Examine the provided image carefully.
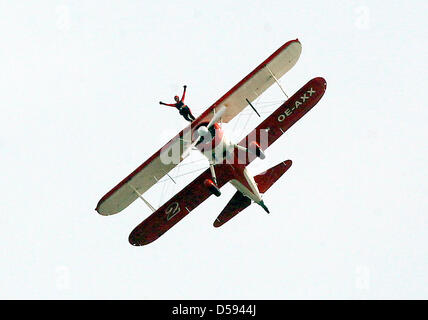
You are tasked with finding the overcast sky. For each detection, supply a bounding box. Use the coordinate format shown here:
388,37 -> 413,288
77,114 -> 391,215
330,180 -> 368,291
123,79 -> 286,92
1,1 -> 427,299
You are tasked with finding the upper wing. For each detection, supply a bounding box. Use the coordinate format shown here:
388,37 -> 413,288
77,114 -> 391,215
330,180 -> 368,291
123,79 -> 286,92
128,163 -> 235,246
96,39 -> 301,216
96,134 -> 189,215
197,39 -> 302,124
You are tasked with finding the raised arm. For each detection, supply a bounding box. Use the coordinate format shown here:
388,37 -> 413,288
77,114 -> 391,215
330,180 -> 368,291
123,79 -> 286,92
159,101 -> 177,107
181,85 -> 187,101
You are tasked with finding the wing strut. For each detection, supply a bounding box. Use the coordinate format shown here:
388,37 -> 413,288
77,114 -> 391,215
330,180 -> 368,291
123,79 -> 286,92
209,162 -> 218,185
162,169 -> 176,184
266,65 -> 288,99
245,98 -> 261,117
128,184 -> 156,212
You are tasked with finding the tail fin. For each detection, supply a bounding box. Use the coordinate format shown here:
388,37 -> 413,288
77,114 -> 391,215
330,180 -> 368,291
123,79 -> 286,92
213,191 -> 251,228
213,160 -> 292,227
254,160 -> 292,193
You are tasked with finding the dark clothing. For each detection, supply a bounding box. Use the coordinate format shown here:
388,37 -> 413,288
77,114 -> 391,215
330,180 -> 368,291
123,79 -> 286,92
174,100 -> 185,110
160,86 -> 196,122
179,106 -> 196,122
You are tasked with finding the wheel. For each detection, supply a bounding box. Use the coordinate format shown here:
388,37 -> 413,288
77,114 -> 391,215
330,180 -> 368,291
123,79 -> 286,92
204,179 -> 221,197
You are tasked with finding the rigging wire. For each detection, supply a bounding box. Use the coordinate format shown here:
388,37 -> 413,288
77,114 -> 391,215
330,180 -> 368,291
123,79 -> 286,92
155,97 -> 286,206
157,166 -> 207,184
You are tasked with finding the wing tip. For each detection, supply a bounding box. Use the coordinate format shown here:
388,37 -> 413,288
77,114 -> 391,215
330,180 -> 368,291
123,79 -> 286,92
128,233 -> 143,246
95,198 -> 123,216
283,159 -> 293,167
213,218 -> 223,228
313,77 -> 327,91
94,204 -> 110,216
128,228 -> 155,246
95,198 -> 107,215
95,203 -> 103,215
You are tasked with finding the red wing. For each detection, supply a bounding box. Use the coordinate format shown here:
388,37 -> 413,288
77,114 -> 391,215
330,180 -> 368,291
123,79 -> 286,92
129,164 -> 235,246
238,77 -> 327,165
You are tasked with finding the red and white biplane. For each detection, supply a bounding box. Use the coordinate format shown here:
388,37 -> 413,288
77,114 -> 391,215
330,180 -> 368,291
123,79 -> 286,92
95,39 -> 327,246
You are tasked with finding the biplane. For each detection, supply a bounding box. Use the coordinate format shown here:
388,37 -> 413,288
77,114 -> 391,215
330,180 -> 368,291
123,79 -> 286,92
95,39 -> 327,246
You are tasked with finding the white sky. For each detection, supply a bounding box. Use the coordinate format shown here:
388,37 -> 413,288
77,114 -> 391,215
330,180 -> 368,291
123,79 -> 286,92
1,0 -> 427,299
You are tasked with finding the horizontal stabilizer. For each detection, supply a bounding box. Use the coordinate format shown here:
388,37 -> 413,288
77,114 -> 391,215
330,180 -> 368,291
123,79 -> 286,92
214,191 -> 251,228
254,160 -> 292,193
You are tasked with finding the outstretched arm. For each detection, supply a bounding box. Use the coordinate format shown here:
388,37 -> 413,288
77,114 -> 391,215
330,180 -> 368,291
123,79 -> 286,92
181,85 -> 187,101
159,101 -> 176,107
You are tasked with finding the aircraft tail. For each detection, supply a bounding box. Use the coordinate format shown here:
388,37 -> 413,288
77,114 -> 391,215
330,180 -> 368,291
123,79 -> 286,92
213,160 -> 292,227
254,160 -> 292,193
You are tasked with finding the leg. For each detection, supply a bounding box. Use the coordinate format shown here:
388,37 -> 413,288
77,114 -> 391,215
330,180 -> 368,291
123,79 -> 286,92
187,107 -> 196,121
178,108 -> 189,122
183,113 -> 194,122
182,107 -> 194,122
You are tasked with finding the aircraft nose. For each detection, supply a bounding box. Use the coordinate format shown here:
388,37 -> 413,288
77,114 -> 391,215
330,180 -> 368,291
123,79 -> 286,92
197,126 -> 209,137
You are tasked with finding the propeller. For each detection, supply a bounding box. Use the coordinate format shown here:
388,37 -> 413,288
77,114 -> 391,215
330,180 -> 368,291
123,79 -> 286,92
181,105 -> 227,160
207,105 -> 226,129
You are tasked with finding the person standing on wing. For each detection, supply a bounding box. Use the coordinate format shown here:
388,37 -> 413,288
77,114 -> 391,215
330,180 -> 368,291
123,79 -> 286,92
159,85 -> 196,122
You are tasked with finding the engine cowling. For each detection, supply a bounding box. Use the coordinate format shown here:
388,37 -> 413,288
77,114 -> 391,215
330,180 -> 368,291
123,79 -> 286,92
193,123 -> 224,152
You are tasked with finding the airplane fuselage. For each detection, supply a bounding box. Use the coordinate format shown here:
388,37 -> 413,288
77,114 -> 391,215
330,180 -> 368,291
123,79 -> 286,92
194,121 -> 264,206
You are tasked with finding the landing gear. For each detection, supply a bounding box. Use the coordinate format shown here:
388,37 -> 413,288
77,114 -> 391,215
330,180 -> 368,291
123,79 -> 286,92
205,162 -> 221,196
204,179 -> 221,197
249,141 -> 266,159
234,141 -> 266,160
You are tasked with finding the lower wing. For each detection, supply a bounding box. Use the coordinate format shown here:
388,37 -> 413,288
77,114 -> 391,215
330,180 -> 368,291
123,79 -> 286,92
238,77 -> 327,165
128,163 -> 235,246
